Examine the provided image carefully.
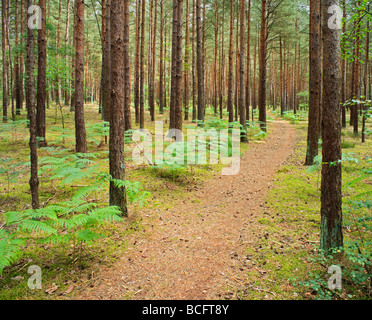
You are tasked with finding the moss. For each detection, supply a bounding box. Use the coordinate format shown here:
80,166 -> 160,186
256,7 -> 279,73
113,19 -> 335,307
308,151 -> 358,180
238,115 -> 371,300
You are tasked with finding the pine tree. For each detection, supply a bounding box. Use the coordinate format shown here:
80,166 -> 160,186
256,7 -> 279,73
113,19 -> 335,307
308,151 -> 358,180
320,0 -> 343,253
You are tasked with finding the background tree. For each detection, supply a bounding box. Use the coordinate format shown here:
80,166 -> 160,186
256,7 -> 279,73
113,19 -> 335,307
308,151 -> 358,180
305,0 -> 321,165
36,0 -> 47,148
2,0 -> 9,122
74,0 -> 87,153
196,0 -> 205,126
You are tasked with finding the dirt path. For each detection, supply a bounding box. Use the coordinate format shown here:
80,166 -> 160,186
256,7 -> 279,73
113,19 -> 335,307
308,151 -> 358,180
77,120 -> 296,300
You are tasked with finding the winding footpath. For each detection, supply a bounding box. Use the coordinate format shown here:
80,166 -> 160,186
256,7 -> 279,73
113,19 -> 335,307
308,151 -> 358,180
76,119 -> 296,300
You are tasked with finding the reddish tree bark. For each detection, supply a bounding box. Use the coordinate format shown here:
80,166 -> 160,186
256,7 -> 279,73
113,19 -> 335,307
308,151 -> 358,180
239,0 -> 248,142
36,0 -> 47,147
109,0 -> 127,216
305,0 -> 321,165
74,0 -> 87,153
227,0 -> 234,123
26,0 -> 40,209
258,0 -> 267,132
320,0 -> 343,252
196,0 -> 204,125
124,0 -> 132,131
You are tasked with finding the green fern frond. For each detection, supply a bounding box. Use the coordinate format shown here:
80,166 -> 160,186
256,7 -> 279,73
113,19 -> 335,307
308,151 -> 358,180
19,220 -> 57,236
75,229 -> 104,243
3,211 -> 23,225
72,183 -> 104,201
0,230 -> 25,274
38,234 -> 73,245
88,206 -> 124,223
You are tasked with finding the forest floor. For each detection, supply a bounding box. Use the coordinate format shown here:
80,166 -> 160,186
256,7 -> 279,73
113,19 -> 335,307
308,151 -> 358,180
1,106 -> 370,300
75,119 -> 296,300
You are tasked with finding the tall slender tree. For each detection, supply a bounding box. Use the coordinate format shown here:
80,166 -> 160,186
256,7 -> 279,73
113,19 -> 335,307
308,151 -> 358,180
124,0 -> 132,131
14,0 -> 22,119
239,0 -> 248,142
191,0 -> 197,122
175,0 -> 183,131
184,0 -> 190,120
102,0 -> 111,123
227,0 -> 234,124
258,0 -> 268,132
245,0 -> 251,122
74,0 -> 87,153
109,0 -> 127,216
341,0 -> 347,128
134,0 -> 141,123
2,0 -> 9,122
139,0 -> 146,129
196,0 -> 204,125
159,0 -> 165,115
213,0 -> 218,117
26,0 -> 40,209
351,1 -> 362,135
305,0 -> 321,165
36,0 -> 47,147
361,4 -> 369,143
320,0 -> 343,252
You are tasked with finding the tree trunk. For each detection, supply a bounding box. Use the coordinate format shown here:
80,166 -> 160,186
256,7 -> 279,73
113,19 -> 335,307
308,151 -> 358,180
258,0 -> 267,132
184,0 -> 190,120
148,0 -> 157,122
351,2 -> 361,134
227,0 -> 234,124
26,0 -> 40,209
70,0 -> 77,112
37,0 -> 47,147
320,0 -> 343,253
2,0 -> 9,122
74,0 -> 87,153
20,0 -> 25,109
159,0 -> 164,114
280,36 -> 284,115
64,0 -> 71,106
124,0 -> 132,131
102,0 -> 111,123
341,0 -> 346,128
196,0 -> 204,125
239,0 -> 248,142
191,0 -> 197,122
139,0 -> 146,129
305,0 -> 321,165
134,0 -> 141,123
14,0 -> 22,119
219,0 -> 225,120
362,6 -> 369,143
213,1 -> 218,117
169,0 -> 183,132
234,1 -> 239,122
245,0 -> 251,122
175,0 -> 183,131
109,0 -> 127,216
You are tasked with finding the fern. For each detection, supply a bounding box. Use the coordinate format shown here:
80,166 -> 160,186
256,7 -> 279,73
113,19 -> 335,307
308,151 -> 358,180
19,220 -> 57,236
0,229 -> 25,275
76,229 -> 104,243
1,149 -> 150,272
